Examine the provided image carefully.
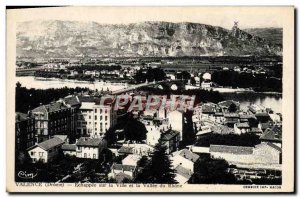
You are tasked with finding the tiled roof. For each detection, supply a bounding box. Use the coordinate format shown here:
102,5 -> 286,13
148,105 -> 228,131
160,130 -> 180,141
118,146 -> 134,154
260,125 -> 282,142
175,165 -> 192,179
61,144 -> 76,151
15,112 -> 31,122
30,137 -> 65,151
32,102 -> 69,113
210,144 -> 253,155
178,149 -> 199,162
266,142 -> 282,152
76,137 -> 103,147
112,164 -> 136,171
63,96 -> 80,106
54,135 -> 68,142
236,122 -> 250,128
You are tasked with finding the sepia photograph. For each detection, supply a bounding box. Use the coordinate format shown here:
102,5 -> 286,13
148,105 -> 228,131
6,6 -> 294,193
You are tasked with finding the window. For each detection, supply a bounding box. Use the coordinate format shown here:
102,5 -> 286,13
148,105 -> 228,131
105,116 -> 108,121
89,116 -> 91,119
94,109 -> 97,113
84,153 -> 87,158
31,151 -> 35,156
100,116 -> 102,121
95,116 -> 97,120
39,152 -> 43,157
93,154 -> 96,159
100,109 -> 103,114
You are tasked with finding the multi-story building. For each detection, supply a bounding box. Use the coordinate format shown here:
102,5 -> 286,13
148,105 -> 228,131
76,96 -> 117,137
15,112 -> 36,151
160,129 -> 180,154
32,101 -> 72,143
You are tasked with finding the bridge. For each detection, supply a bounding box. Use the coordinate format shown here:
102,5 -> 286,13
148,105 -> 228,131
111,79 -> 184,95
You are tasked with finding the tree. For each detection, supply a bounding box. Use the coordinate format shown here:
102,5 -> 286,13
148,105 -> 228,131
123,116 -> 147,142
189,154 -> 236,184
135,143 -> 177,184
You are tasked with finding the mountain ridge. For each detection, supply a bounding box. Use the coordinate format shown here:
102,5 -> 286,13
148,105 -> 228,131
17,20 -> 282,58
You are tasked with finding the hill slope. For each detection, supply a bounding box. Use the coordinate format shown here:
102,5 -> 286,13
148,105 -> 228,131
17,20 -> 282,58
243,28 -> 282,47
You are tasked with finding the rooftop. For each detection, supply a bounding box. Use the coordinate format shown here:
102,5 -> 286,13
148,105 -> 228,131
112,164 -> 136,172
174,149 -> 199,162
32,101 -> 69,113
160,130 -> 180,141
61,144 -> 76,151
260,125 -> 282,142
76,137 -> 104,147
28,137 -> 65,151
175,165 -> 192,180
16,112 -> 31,122
210,144 -> 253,155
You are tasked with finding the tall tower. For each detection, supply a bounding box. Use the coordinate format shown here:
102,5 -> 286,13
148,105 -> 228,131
232,21 -> 240,37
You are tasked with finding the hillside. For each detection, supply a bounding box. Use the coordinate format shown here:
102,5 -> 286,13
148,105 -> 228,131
16,20 -> 282,58
243,28 -> 282,47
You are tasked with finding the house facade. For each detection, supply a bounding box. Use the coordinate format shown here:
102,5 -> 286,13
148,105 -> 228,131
27,137 -> 65,163
15,112 -> 36,151
75,137 -> 107,159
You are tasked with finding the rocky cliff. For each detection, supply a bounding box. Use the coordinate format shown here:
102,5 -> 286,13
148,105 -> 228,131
17,20 -> 282,58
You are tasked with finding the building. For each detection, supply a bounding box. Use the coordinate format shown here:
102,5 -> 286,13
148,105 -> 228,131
109,164 -> 137,182
224,113 -> 239,127
76,96 -> 117,137
61,144 -> 77,156
168,110 -> 184,140
171,149 -> 199,172
122,154 -> 142,166
15,112 -> 35,151
75,137 -> 107,159
209,142 -> 282,167
160,130 -> 180,154
260,125 -> 282,148
146,124 -> 161,147
32,101 -> 72,143
234,122 -> 251,134
27,137 -> 65,163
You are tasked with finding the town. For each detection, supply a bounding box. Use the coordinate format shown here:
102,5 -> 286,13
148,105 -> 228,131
15,58 -> 282,184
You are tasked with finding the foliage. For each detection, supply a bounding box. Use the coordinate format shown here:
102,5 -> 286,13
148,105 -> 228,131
134,67 -> 166,83
135,143 -> 177,184
211,70 -> 282,92
189,154 -> 237,184
15,83 -> 89,113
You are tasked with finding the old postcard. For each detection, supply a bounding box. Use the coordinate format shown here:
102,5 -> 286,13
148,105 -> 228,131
6,6 -> 294,193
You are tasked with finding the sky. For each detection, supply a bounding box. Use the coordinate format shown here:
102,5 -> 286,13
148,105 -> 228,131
7,6 -> 290,29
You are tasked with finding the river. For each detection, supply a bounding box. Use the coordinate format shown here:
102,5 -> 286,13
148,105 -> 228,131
16,76 -> 128,92
15,76 -> 282,113
221,92 -> 282,113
